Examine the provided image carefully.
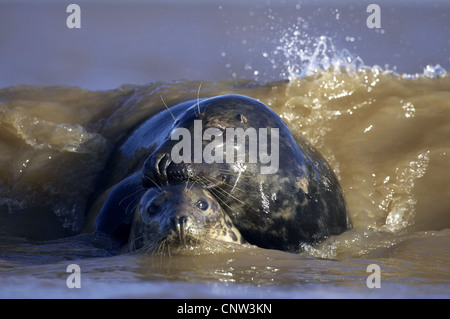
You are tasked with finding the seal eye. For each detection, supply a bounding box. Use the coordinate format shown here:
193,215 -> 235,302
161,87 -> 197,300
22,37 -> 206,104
195,199 -> 209,211
147,204 -> 159,216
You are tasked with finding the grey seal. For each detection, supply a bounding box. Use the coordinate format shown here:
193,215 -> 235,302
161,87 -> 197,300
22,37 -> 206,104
89,94 -> 351,253
127,185 -> 245,254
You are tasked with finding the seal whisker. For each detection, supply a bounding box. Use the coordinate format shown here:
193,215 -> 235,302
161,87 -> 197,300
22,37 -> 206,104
201,176 -> 245,205
160,95 -> 177,123
204,175 -> 248,194
119,188 -> 147,216
186,177 -> 233,211
122,178 -> 141,189
128,234 -> 146,252
185,174 -> 195,190
155,240 -> 163,255
120,188 -> 146,213
212,186 -> 245,206
158,115 -> 178,126
166,242 -> 172,258
118,185 -> 145,206
210,190 -> 235,212
189,179 -> 198,190
196,81 -> 203,116
143,175 -> 164,192
147,243 -> 157,256
218,168 -> 255,178
126,200 -> 143,217
146,241 -> 157,255
161,239 -> 172,257
201,185 -> 235,212
149,239 -> 165,256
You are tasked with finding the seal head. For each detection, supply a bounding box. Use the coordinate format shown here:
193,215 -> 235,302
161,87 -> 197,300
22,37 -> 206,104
127,185 -> 245,254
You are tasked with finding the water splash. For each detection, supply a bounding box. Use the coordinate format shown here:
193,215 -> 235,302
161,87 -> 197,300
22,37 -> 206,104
381,151 -> 431,232
422,64 -> 448,78
1,105 -> 110,154
262,17 -> 364,81
262,18 -> 447,82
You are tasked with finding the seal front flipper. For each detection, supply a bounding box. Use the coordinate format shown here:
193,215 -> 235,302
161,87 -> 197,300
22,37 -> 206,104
93,172 -> 145,244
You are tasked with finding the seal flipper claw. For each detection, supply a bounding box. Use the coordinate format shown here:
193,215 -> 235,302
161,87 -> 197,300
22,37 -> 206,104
143,153 -> 171,187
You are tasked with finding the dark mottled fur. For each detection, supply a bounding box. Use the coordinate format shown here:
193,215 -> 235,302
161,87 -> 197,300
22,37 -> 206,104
128,185 -> 244,253
90,95 -> 351,253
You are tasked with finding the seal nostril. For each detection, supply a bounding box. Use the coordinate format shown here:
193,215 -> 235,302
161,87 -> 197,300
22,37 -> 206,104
171,215 -> 188,242
171,216 -> 188,231
178,216 -> 188,228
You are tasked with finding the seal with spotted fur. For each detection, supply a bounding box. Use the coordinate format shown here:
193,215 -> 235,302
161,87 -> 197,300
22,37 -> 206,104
127,185 -> 245,253
88,94 -> 351,253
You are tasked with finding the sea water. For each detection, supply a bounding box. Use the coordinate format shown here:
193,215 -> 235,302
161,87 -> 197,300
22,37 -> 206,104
0,1 -> 449,299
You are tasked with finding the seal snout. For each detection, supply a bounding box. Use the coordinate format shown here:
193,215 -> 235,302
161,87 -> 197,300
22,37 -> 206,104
167,163 -> 192,182
147,152 -> 194,184
170,215 -> 189,241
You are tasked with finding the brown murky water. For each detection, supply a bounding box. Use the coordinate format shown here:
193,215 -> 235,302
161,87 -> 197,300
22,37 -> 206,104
0,0 -> 449,298
1,66 -> 449,298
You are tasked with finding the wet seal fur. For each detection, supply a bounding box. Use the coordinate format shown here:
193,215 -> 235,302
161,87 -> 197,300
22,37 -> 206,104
86,173 -> 244,253
88,94 -> 351,253
128,185 -> 245,254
